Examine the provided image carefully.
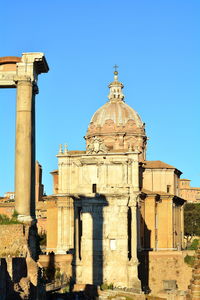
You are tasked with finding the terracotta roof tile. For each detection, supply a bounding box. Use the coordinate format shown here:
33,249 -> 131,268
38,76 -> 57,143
144,160 -> 176,169
0,56 -> 21,64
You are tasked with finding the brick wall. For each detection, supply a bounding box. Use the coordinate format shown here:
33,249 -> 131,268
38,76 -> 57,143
139,250 -> 193,295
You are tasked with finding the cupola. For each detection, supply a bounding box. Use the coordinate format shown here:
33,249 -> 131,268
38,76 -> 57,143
85,69 -> 147,160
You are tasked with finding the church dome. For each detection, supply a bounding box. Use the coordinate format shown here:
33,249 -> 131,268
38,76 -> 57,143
85,69 -> 147,159
90,100 -> 143,129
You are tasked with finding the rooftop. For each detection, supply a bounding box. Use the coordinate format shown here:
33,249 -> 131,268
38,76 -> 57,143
144,160 -> 176,169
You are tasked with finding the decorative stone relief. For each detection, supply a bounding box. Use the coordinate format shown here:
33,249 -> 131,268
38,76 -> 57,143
87,136 -> 108,154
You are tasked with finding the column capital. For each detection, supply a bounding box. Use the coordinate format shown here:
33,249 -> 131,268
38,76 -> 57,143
14,75 -> 39,94
14,75 -> 32,84
0,53 -> 49,88
128,192 -> 140,207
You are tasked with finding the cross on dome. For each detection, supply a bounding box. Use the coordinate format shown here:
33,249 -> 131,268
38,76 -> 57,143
113,64 -> 119,81
113,64 -> 119,72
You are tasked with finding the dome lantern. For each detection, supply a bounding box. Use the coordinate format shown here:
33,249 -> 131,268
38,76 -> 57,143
108,66 -> 124,102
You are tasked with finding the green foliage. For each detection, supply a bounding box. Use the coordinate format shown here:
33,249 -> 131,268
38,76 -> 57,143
12,210 -> 19,219
184,254 -> 196,267
62,285 -> 70,293
184,203 -> 200,241
108,283 -> 114,290
100,283 -> 108,290
0,213 -> 21,225
100,282 -> 114,290
0,214 -> 10,224
187,239 -> 199,250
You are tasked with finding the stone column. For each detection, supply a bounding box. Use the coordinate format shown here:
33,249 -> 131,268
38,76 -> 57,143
127,160 -> 132,184
137,202 -> 142,251
75,211 -> 80,262
56,198 -> 74,254
57,206 -> 64,253
132,158 -> 139,190
15,77 -> 36,221
130,204 -> 138,263
127,194 -> 141,291
66,198 -> 74,249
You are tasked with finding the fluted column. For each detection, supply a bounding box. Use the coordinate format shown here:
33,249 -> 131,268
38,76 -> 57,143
14,77 -> 36,221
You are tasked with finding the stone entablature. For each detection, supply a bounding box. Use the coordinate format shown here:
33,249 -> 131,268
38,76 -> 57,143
56,150 -> 140,195
0,53 -> 48,88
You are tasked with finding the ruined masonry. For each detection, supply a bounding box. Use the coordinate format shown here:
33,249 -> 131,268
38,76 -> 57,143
0,53 -> 49,300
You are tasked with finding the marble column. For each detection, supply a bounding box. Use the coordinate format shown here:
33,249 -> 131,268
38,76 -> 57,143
15,77 -> 36,221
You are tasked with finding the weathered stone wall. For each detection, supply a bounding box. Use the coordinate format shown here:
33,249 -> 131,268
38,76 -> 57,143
0,224 -> 45,299
0,200 -> 47,234
0,203 -> 14,218
140,250 -> 193,295
39,253 -> 72,277
0,224 -> 30,257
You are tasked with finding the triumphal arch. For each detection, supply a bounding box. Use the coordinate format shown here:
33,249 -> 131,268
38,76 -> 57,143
0,53 -> 49,299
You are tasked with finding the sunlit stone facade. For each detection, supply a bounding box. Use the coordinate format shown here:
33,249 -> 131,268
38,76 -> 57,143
47,71 -> 185,290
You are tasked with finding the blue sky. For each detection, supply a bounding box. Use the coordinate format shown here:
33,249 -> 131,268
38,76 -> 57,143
0,0 -> 199,195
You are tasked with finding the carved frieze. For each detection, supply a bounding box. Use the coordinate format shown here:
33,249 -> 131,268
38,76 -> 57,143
0,73 -> 16,87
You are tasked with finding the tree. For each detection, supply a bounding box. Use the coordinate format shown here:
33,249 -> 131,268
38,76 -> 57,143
184,203 -> 200,247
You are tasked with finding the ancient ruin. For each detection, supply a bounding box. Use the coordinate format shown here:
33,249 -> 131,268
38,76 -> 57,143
0,56 -> 199,299
46,70 -> 186,293
0,53 -> 49,299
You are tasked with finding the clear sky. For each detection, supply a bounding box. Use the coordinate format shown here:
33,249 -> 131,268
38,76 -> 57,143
0,0 -> 199,195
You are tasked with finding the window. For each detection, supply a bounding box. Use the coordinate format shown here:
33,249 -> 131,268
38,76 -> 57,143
167,185 -> 171,193
92,184 -> 97,193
